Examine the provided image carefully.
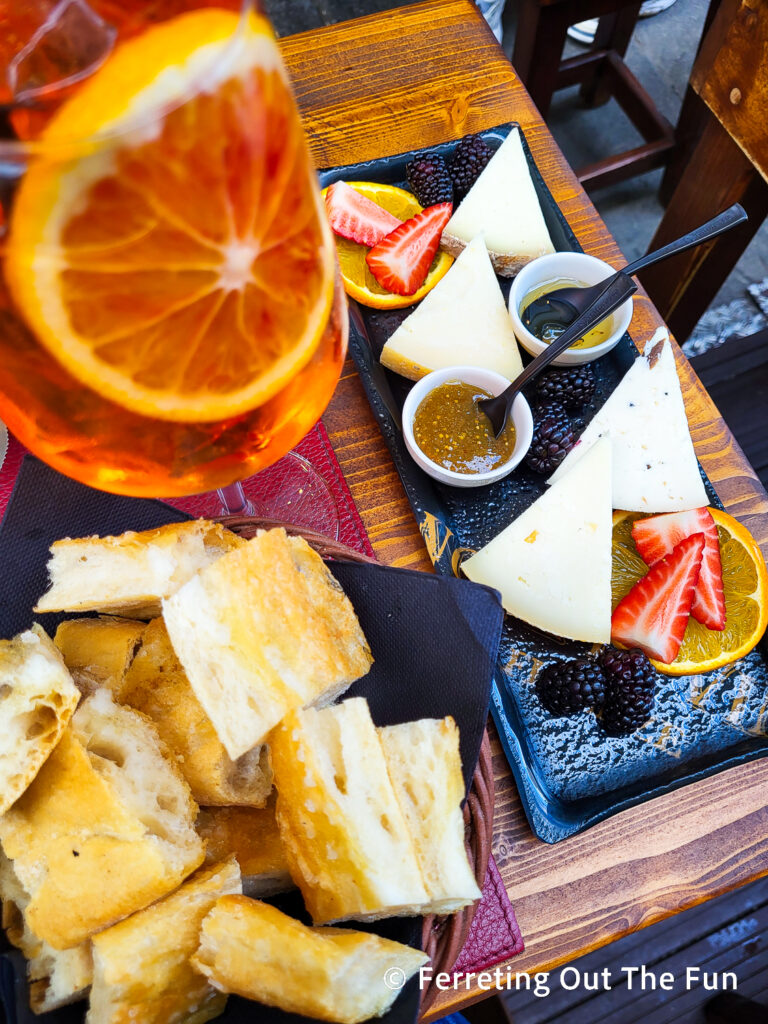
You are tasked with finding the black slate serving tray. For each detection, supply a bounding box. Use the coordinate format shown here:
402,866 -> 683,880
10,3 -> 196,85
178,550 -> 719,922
318,122 -> 768,843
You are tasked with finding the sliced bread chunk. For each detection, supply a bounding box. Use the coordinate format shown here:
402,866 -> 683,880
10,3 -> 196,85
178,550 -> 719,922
379,716 -> 481,914
162,528 -> 372,759
271,698 -> 428,924
35,520 -> 245,619
87,857 -> 241,1024
0,690 -> 204,949
0,851 -> 93,1014
54,616 -> 147,699
380,235 -> 523,381
441,128 -> 555,276
196,800 -> 293,898
0,624 -> 80,818
192,896 -> 428,1024
121,618 -> 272,807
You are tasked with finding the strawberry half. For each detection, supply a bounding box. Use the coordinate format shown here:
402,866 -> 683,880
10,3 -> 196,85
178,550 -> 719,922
611,532 -> 705,663
324,181 -> 402,247
632,508 -> 726,631
365,202 -> 452,296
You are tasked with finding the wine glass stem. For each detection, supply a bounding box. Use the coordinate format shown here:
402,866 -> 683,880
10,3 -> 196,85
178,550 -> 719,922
217,481 -> 254,515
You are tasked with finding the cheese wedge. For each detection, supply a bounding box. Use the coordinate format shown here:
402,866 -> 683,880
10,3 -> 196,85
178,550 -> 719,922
548,330 -> 708,512
463,437 -> 612,642
441,128 -> 555,276
380,235 -> 523,381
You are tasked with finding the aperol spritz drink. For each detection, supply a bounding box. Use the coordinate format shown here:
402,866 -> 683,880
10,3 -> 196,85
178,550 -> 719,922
0,0 -> 346,497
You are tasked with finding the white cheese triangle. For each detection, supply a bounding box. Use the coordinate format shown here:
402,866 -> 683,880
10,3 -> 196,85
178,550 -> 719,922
463,436 -> 612,642
379,235 -> 523,381
441,128 -> 555,276
548,329 -> 708,512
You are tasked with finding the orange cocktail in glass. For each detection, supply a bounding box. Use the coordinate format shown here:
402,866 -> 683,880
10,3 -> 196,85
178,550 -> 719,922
0,1 -> 346,497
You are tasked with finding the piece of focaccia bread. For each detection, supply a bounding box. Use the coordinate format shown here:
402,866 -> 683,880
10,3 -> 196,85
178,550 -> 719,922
162,528 -> 372,760
35,520 -> 244,619
196,798 -> 292,898
0,851 -> 93,1014
54,616 -> 147,699
87,857 -> 241,1024
0,624 -> 80,818
271,698 -> 428,924
192,896 -> 428,1024
378,717 -> 481,915
0,690 -> 204,950
121,618 -> 272,807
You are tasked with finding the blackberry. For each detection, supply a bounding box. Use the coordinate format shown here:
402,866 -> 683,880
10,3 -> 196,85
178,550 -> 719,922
449,134 -> 493,201
524,401 -> 575,475
599,648 -> 657,736
535,365 -> 597,411
405,153 -> 454,207
536,658 -> 606,716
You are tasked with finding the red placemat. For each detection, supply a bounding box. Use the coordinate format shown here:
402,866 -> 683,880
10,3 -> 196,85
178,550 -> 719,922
0,421 -> 524,978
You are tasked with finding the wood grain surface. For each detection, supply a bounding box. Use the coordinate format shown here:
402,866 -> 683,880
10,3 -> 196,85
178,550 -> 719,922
280,2 -> 768,1016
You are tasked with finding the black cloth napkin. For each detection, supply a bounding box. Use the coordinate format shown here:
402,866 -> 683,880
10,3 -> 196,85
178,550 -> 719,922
0,456 -> 504,1024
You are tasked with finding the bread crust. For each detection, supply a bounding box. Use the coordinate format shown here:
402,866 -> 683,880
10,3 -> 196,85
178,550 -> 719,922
0,624 -> 80,818
196,800 -> 292,898
0,694 -> 204,949
35,520 -> 245,618
87,858 -> 241,1024
192,895 -> 428,1024
162,529 -> 372,759
54,616 -> 146,699
121,618 -> 272,807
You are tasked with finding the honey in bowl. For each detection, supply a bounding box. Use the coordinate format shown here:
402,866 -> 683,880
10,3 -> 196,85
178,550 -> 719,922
521,276 -> 616,349
412,380 -> 517,475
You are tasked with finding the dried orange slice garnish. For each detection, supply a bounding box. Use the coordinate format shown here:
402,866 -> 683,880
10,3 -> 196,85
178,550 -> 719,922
612,508 -> 768,675
6,9 -> 335,423
322,182 -> 453,309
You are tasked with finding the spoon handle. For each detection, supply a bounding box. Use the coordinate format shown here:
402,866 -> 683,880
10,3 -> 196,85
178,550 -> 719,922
625,204 -> 747,278
508,272 -> 638,395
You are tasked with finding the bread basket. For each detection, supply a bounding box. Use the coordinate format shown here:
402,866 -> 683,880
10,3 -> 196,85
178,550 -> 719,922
217,515 -> 495,1016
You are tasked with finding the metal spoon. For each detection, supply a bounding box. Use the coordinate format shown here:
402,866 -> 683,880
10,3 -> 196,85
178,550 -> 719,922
478,272 -> 638,438
521,204 -> 747,336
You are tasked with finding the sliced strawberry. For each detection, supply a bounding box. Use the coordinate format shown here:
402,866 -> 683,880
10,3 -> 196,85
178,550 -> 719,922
611,533 -> 705,663
324,181 -> 402,247
365,202 -> 453,296
632,508 -> 725,631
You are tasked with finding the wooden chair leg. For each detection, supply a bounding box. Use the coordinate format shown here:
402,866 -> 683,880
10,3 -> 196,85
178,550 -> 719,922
580,2 -> 641,107
659,0 -> 725,203
639,114 -> 768,342
512,0 -> 572,118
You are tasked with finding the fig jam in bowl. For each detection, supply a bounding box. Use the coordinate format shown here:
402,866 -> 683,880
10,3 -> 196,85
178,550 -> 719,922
509,252 -> 633,366
402,366 -> 533,488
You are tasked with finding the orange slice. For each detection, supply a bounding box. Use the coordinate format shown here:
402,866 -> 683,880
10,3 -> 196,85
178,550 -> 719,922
6,9 -> 335,423
322,182 -> 453,309
612,508 -> 768,675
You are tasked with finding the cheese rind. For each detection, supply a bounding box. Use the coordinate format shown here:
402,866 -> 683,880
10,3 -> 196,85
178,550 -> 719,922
380,235 -> 523,381
548,330 -> 708,512
462,437 -> 613,642
441,128 -> 555,276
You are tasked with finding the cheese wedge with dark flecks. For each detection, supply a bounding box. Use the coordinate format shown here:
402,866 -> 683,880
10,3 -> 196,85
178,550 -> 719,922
463,437 -> 612,643
441,128 -> 555,276
380,235 -> 523,381
548,329 -> 708,513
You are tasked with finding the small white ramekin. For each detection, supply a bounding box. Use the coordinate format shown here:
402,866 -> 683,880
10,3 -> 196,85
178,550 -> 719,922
402,366 -> 533,488
508,251 -> 633,366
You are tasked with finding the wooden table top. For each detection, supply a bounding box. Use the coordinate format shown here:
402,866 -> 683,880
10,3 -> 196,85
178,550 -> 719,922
280,1 -> 768,1017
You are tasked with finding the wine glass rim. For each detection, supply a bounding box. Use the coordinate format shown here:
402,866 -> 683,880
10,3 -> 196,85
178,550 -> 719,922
0,0 -> 256,158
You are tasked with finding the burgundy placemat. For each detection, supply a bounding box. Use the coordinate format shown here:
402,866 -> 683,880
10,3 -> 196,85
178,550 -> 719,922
0,421 -> 524,976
